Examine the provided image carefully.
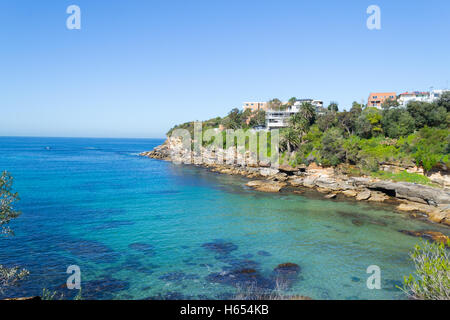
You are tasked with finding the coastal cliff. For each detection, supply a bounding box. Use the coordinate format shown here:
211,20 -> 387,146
141,137 -> 450,227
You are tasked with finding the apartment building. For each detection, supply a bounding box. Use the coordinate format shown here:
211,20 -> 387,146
265,98 -> 324,129
398,90 -> 449,106
367,92 -> 397,108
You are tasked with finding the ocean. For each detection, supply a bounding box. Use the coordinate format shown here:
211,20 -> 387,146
0,137 -> 448,300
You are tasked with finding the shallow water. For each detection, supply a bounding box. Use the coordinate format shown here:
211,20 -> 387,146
0,137 -> 448,300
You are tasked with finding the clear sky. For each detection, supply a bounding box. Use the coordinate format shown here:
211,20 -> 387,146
1,0 -> 449,138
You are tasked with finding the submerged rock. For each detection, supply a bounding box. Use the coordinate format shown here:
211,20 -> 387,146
206,268 -> 273,290
399,230 -> 450,246
272,263 -> 301,289
59,239 -> 120,263
257,250 -> 272,257
128,242 -> 155,255
202,239 -> 238,255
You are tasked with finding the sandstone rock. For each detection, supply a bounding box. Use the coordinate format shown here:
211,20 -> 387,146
258,160 -> 271,167
368,191 -> 389,202
270,173 -> 288,182
356,190 -> 371,201
246,180 -> 286,193
342,190 -> 357,197
288,178 -> 304,187
303,176 -> 317,188
259,168 -> 279,177
325,193 -> 337,199
368,180 -> 450,206
246,180 -> 264,187
278,164 -> 298,174
317,187 -> 332,194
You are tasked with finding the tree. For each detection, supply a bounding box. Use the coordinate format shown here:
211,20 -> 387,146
381,108 -> 415,138
289,113 -> 306,131
436,91 -> 450,112
222,108 -> 242,129
327,102 -> 339,112
406,101 -> 447,130
355,107 -> 382,138
280,128 -> 300,153
1,172 -> 21,236
319,128 -> 346,166
249,110 -> 266,127
286,97 -> 297,107
1,171 -> 28,295
267,98 -> 283,111
337,111 -> 356,136
381,97 -> 399,109
317,112 -> 338,132
350,101 -> 363,114
400,240 -> 450,300
299,102 -> 316,125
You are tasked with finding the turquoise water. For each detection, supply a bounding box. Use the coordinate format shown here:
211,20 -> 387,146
0,137 -> 448,300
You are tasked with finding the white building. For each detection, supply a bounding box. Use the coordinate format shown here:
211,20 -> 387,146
398,90 -> 448,106
265,98 -> 324,129
429,89 -> 448,101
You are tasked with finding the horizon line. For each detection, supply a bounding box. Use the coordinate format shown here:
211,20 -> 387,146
0,135 -> 167,140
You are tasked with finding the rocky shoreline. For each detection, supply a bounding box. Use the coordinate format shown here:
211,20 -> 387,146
140,138 -> 450,229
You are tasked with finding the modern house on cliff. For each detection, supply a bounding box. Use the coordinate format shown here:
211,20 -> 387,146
265,99 -> 324,129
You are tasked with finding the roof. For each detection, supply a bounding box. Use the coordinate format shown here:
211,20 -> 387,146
368,92 -> 396,97
398,91 -> 429,96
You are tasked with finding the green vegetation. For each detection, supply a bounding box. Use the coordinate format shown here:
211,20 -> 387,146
371,170 -> 436,186
166,93 -> 450,184
41,288 -> 83,300
400,240 -> 450,300
0,171 -> 29,294
285,93 -> 450,178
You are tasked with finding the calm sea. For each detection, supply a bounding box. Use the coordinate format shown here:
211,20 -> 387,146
0,137 -> 448,300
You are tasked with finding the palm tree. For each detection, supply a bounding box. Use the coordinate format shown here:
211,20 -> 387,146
299,102 -> 316,123
280,128 -> 300,153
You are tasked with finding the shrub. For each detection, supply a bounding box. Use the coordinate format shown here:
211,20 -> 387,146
400,240 -> 450,300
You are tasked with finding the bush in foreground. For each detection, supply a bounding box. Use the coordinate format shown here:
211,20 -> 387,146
400,240 -> 450,300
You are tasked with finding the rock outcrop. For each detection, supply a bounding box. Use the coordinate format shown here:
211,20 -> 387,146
246,180 -> 286,193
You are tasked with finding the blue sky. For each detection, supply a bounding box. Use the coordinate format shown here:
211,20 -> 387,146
1,0 -> 449,138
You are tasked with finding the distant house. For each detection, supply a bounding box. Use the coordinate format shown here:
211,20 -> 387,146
429,89 -> 448,100
265,98 -> 323,129
367,92 -> 397,108
397,89 -> 449,106
397,91 -> 430,106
